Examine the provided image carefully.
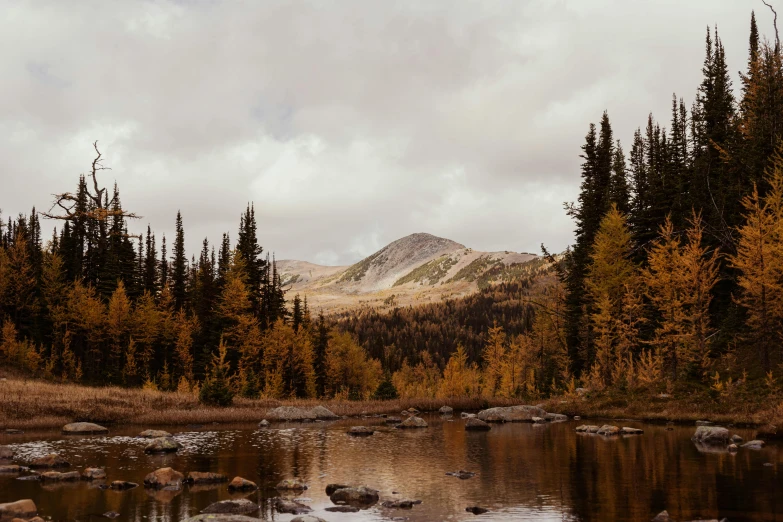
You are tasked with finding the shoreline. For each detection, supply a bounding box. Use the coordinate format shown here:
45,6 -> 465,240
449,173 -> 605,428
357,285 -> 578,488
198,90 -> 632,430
1,375 -> 779,435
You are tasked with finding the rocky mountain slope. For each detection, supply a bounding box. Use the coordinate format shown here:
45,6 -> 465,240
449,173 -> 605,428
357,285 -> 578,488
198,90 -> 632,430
277,233 -> 541,314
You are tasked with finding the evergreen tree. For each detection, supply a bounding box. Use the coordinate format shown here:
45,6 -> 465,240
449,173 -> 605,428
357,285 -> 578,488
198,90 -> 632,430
171,211 -> 187,309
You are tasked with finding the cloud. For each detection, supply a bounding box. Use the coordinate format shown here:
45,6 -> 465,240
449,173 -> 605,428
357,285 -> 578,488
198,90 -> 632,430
0,0 -> 761,265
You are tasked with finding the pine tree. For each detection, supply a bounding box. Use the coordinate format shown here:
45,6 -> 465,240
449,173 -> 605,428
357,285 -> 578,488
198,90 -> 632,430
481,323 -> 506,397
171,212 -> 187,309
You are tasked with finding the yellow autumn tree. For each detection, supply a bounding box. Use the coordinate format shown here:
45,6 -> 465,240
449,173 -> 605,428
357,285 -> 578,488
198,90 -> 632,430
438,344 -> 481,398
106,281 -> 132,382
392,352 -> 441,398
499,333 -> 537,398
481,323 -> 506,397
217,251 -> 262,376
324,330 -> 382,399
526,278 -> 571,393
731,158 -> 783,373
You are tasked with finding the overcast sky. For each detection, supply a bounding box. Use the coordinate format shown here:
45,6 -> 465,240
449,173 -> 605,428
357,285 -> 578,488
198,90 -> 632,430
0,0 -> 769,266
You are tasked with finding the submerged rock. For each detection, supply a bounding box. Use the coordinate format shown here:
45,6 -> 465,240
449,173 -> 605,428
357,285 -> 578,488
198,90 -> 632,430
465,418 -> 491,431
143,467 -> 184,489
381,499 -> 422,509
385,417 -> 402,424
347,426 -> 375,436
439,405 -> 454,414
477,405 -> 546,423
532,417 -> 546,424
187,472 -> 228,484
5,429 -> 23,435
201,499 -> 259,515
103,511 -> 121,519
329,486 -> 380,505
62,422 -> 108,435
227,476 -> 257,491
274,498 -> 312,514
461,412 -> 477,419
144,437 -> 181,454
0,465 -> 21,473
397,416 -> 428,429
741,440 -> 766,450
185,516 -> 262,522
620,427 -> 644,435
326,483 -> 351,495
0,499 -> 37,520
446,470 -> 476,479
39,471 -> 80,482
545,413 -> 568,422
291,517 -> 328,522
466,506 -> 489,515
82,467 -> 107,480
0,446 -> 14,461
277,478 -> 308,490
110,481 -> 139,490
29,454 -> 70,469
138,429 -> 172,438
325,505 -> 360,512
692,426 -> 730,446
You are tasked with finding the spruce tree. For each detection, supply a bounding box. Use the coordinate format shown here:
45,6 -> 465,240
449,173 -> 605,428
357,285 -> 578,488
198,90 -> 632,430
171,211 -> 187,309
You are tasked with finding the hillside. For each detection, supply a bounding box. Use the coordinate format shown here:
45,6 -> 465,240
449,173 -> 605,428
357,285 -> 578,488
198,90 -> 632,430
277,232 -> 539,314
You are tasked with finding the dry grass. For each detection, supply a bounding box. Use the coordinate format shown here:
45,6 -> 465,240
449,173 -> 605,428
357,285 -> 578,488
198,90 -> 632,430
0,375 -> 517,430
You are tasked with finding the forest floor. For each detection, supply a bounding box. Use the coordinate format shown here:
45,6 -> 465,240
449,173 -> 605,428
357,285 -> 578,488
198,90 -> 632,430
2,373 -> 781,435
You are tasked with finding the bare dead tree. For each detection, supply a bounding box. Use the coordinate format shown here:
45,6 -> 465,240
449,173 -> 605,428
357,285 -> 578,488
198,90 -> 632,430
41,141 -> 140,229
763,0 -> 780,51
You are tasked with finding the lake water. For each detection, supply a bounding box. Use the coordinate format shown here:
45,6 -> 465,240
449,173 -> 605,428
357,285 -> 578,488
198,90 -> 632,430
0,414 -> 779,521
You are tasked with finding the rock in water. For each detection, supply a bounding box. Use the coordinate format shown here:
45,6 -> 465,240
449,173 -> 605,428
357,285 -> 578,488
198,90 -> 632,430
597,425 -> 620,436
695,420 -> 713,426
381,499 -> 422,509
0,446 -> 14,461
742,440 -> 766,450
103,511 -> 121,519
477,405 -> 546,422
274,498 -> 312,514
144,437 -> 181,454
439,405 -> 454,414
227,476 -> 257,491
29,454 -> 70,469
397,416 -> 428,429
201,499 -> 259,515
651,510 -> 675,522
309,405 -> 340,420
110,481 -> 138,490
385,417 -> 402,424
185,516 -> 262,522
326,505 -> 360,512
0,465 -> 21,473
0,499 -> 37,520
545,413 -> 568,422
143,467 -> 184,489
325,483 -> 351,495
532,417 -> 546,424
187,472 -> 228,484
277,478 -> 308,490
620,427 -> 644,435
329,486 -> 380,505
138,429 -> 172,438
39,471 -> 81,482
731,434 -> 743,443
82,467 -> 107,480
258,419 -> 270,428
728,444 -> 738,453
62,422 -> 109,435
347,426 -> 375,436
466,506 -> 489,515
291,517 -> 328,522
446,470 -> 476,479
465,418 -> 491,431
692,426 -> 730,446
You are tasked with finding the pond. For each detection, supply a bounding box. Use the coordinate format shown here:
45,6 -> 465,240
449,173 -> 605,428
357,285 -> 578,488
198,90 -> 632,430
0,414 -> 779,521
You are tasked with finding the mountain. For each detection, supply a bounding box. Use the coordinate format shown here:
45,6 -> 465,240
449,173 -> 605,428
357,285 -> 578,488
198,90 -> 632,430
277,232 -> 540,314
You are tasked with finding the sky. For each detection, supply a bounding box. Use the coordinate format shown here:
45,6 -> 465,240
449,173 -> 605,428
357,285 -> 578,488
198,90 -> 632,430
0,0 -> 768,266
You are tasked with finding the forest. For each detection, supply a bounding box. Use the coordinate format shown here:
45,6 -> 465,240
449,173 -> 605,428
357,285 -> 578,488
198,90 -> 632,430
3,10 -> 783,406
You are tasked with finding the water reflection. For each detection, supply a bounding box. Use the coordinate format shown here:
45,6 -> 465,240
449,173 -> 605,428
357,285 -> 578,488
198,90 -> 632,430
0,415 -> 779,521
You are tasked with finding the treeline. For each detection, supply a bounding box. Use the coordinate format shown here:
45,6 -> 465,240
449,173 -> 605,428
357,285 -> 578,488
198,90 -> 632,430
555,11 -> 783,389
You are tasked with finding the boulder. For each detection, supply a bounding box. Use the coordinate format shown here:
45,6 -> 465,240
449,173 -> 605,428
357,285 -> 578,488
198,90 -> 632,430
291,517 -> 328,522
274,498 -> 312,515
227,476 -> 257,491
81,467 -> 107,480
265,406 -> 315,422
62,422 -> 108,435
201,499 -> 259,515
446,470 -> 475,479
0,499 -> 37,520
277,478 -> 308,490
545,413 -> 568,422
620,427 -> 644,435
597,425 -> 620,436
187,472 -> 228,484
258,420 -> 270,428
325,505 -> 360,512
731,434 -> 743,443
741,440 -> 766,450
309,405 -> 340,420
144,437 -> 181,454
39,471 -> 80,482
465,418 -> 491,431
0,465 -> 21,473
439,406 -> 454,415
143,467 -> 184,489
692,426 -> 730,446
381,499 -> 422,509
29,454 -> 70,469
385,417 -> 402,424
110,481 -> 138,490
0,446 -> 13,461
329,486 -> 380,505
477,405 -> 546,423
532,417 -> 546,424
347,426 -> 375,437
184,513 -> 259,522
466,506 -> 489,515
397,416 -> 428,429
325,483 -> 351,495
139,430 -> 172,438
